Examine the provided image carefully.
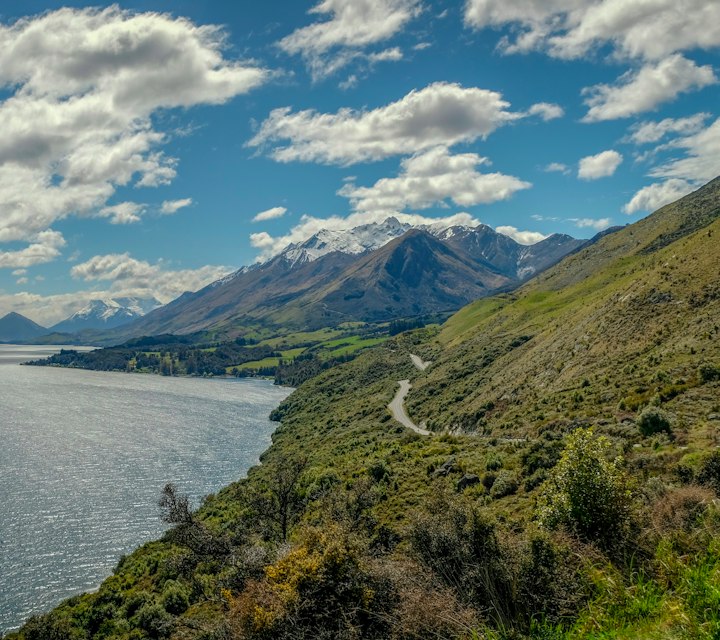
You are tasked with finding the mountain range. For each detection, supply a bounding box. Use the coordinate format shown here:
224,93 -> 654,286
49,297 -> 161,334
105,220 -> 586,341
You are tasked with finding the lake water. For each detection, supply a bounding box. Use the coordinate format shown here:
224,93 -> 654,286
0,345 -> 292,633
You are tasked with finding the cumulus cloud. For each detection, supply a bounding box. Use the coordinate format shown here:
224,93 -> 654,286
464,0 -> 720,61
649,117 -> 720,184
252,206 -> 288,222
61,252 -> 233,314
495,225 -> 548,245
97,202 -> 146,225
569,217 -> 613,231
0,230 -> 66,268
0,256 -> 231,327
160,198 -> 193,215
578,149 -> 623,180
526,102 -> 565,121
627,113 -> 711,145
250,210 -> 483,261
582,55 -> 717,122
339,146 -> 531,214
248,82 -> 553,165
278,0 -> 421,79
544,162 -> 570,174
623,178 -> 696,214
0,6 -> 267,261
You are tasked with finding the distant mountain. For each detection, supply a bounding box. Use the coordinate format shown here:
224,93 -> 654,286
50,297 -> 161,333
0,312 -> 47,343
104,222 -> 587,341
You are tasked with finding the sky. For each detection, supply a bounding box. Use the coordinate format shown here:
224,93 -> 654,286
0,0 -> 718,326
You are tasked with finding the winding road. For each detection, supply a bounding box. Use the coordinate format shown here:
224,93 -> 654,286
387,354 -> 433,436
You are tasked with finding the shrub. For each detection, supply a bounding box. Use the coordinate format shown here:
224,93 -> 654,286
537,428 -> 632,549
699,362 -> 720,383
637,406 -> 672,437
161,579 -> 189,615
698,451 -> 720,494
134,602 -> 173,638
490,471 -> 519,498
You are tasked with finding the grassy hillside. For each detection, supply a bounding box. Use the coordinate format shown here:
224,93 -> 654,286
7,179 -> 720,640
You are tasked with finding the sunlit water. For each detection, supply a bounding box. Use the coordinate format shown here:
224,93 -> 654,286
0,345 -> 292,633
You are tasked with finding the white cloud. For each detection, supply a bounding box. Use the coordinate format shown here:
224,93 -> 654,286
570,217 -> 613,231
160,198 -> 193,215
67,252 -> 233,308
623,178 -> 696,214
464,0 -> 720,61
98,202 -> 146,225
249,82 -> 533,165
16,277 -> 28,285
544,162 -> 570,174
250,210 -> 483,261
338,146 -> 531,214
527,102 -> 565,121
278,0 -> 421,79
495,225 -> 548,245
0,6 -> 267,261
578,149 -> 623,180
0,256 -> 232,326
11,269 -> 27,276
0,230 -> 65,268
650,117 -> 720,184
582,55 -> 717,122
253,206 -> 288,222
627,113 -> 711,145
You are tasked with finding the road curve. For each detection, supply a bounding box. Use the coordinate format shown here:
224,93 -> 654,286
388,379 -> 431,436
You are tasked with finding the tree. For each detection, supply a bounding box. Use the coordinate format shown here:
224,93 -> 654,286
247,457 -> 307,542
537,428 -> 632,549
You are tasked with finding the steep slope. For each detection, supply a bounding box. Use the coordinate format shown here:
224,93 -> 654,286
403,177 -> 720,433
0,312 -> 47,343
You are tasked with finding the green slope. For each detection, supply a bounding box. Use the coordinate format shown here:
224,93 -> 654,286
8,178 -> 720,640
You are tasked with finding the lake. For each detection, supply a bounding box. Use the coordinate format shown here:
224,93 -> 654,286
0,345 -> 292,633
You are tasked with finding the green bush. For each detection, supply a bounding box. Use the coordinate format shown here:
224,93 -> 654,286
134,602 -> 173,638
537,428 -> 632,549
490,471 -> 519,498
699,362 -> 720,382
637,406 -> 672,437
161,579 -> 189,615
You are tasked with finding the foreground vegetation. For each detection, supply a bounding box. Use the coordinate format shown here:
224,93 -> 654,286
7,179 -> 720,639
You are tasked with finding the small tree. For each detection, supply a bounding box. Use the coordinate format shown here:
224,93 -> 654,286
637,406 -> 672,437
537,428 -> 632,549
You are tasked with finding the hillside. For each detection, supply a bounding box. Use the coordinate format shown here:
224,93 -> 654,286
0,312 -> 47,343
9,178 -> 720,640
100,223 -> 584,343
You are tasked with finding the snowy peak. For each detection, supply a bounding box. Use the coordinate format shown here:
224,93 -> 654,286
50,297 -> 161,333
276,217 -> 413,267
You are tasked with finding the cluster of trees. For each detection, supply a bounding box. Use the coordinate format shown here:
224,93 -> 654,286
28,340 -> 280,377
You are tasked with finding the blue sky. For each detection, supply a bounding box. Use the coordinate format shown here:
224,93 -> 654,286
0,0 -> 718,325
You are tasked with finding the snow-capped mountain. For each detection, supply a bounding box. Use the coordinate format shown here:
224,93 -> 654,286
276,217 -> 413,267
50,297 -> 161,333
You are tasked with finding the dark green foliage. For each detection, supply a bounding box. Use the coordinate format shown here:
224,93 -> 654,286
161,580 -> 189,615
134,602 -> 172,638
698,452 -> 720,494
409,496 -> 516,624
699,362 -> 720,382
637,406 -> 673,437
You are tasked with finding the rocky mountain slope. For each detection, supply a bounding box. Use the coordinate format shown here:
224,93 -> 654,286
109,221 -> 585,340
